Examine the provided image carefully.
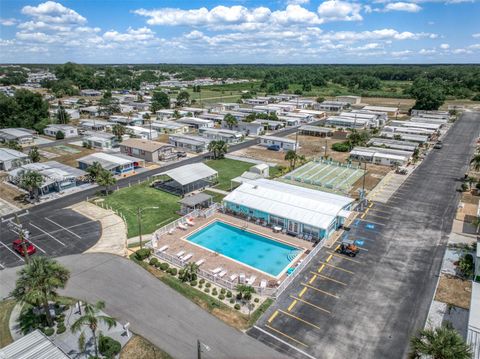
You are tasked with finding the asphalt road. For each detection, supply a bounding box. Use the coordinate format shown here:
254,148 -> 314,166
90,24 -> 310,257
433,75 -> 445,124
0,208 -> 100,269
0,253 -> 289,359
249,112 -> 480,359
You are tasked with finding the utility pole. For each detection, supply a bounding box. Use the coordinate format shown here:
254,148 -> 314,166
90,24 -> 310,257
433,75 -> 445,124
293,129 -> 299,169
324,138 -> 328,158
197,339 -> 202,359
137,207 -> 143,248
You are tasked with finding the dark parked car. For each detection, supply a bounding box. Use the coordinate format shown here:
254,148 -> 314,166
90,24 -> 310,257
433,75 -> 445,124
267,144 -> 281,151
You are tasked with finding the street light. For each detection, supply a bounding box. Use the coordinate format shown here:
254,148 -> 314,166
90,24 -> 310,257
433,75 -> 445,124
130,206 -> 159,249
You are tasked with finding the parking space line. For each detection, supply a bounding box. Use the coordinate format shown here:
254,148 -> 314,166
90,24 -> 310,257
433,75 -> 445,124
0,262 -> 5,269
299,287 -> 307,297
365,213 -> 389,221
310,271 -> 347,286
45,217 -> 81,239
268,310 -> 279,323
301,283 -> 339,299
326,251 -> 362,264
263,324 -> 310,348
317,264 -> 325,273
308,275 -> 317,284
355,218 -> 385,226
317,261 -> 354,274
326,254 -> 333,262
290,296 -> 331,314
29,223 -> 66,246
288,300 -> 298,311
0,241 -> 24,261
3,225 -> 46,254
278,309 -> 322,330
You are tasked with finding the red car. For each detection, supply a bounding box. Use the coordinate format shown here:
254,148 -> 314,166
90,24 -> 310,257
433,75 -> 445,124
12,239 -> 36,256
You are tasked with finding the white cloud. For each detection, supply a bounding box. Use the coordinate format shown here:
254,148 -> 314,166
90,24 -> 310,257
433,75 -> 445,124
21,1 -> 86,24
473,33 -> 480,38
271,5 -> 322,25
0,18 -> 18,26
419,48 -> 436,55
317,1 -> 363,21
286,0 -> 310,4
391,49 -> 413,56
440,43 -> 450,49
384,2 -> 422,12
103,27 -> 155,42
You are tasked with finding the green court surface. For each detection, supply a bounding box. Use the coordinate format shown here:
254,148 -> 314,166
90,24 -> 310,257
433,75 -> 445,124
283,159 -> 364,193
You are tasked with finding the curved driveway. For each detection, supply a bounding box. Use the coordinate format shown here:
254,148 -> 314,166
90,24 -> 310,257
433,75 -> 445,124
0,253 -> 287,359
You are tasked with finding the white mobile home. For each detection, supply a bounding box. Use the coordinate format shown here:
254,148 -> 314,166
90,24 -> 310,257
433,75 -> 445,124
259,135 -> 298,151
126,125 -> 158,140
0,148 -> 30,171
199,128 -> 243,143
325,116 -> 369,129
43,125 -> 78,138
350,146 -> 413,166
368,138 -> 418,152
315,101 -> 350,112
169,134 -> 210,153
177,117 -> 214,129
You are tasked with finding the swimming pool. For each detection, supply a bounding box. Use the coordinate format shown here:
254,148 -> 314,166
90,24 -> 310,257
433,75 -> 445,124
186,221 -> 301,277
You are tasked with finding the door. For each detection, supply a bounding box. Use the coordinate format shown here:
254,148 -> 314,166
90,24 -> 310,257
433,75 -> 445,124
288,221 -> 299,234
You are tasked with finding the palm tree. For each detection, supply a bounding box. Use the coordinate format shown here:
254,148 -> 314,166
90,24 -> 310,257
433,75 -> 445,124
224,113 -> 238,129
207,140 -> 228,160
20,170 -> 43,202
284,150 -> 298,168
11,257 -> 70,327
112,124 -> 126,141
409,324 -> 471,359
470,154 -> 480,171
96,169 -> 116,195
180,262 -> 198,282
71,301 -> 117,358
85,161 -> 104,182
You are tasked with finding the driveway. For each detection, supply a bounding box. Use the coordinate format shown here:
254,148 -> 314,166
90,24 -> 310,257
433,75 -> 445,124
249,112 -> 480,359
0,253 -> 288,359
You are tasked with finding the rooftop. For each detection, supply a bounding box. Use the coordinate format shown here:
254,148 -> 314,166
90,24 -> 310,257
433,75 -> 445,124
158,163 -> 217,186
120,138 -> 171,152
0,330 -> 70,359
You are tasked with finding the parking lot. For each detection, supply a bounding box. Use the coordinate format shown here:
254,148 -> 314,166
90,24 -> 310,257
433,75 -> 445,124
0,208 -> 101,269
249,112 -> 480,359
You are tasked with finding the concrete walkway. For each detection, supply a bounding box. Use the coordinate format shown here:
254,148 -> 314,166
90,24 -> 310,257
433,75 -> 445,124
206,187 -> 230,195
0,253 -> 288,359
70,202 -> 127,257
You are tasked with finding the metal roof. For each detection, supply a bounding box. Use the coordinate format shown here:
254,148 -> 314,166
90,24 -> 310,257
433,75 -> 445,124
0,330 -> 70,359
0,148 -> 28,161
224,179 -> 353,230
178,192 -> 213,206
468,282 -> 480,359
159,163 -> 217,186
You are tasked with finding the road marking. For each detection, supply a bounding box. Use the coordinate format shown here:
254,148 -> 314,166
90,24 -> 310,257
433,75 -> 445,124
326,254 -> 333,262
355,218 -> 385,226
45,217 -> 81,239
317,264 -> 325,273
329,252 -> 362,264
317,261 -> 354,274
299,287 -> 307,297
268,310 -> 279,323
301,283 -> 339,298
368,202 -> 373,208
4,224 -> 47,254
29,223 -> 66,246
326,251 -> 362,264
364,213 -> 389,221
0,262 -> 5,269
310,272 -> 347,285
308,275 -> 316,284
288,300 -> 297,312
279,310 -> 322,330
290,296 -> 331,314
261,325 -> 310,349
0,241 -> 24,261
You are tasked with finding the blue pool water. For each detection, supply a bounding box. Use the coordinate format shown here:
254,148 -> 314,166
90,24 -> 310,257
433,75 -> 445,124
186,221 -> 299,277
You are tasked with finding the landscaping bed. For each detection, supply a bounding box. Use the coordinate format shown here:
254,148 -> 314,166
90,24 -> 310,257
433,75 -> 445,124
0,300 -> 16,348
130,250 -> 272,331
434,274 -> 472,310
120,335 -> 173,359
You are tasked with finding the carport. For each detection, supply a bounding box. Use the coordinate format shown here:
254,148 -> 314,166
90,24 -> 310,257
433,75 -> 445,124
152,163 -> 218,196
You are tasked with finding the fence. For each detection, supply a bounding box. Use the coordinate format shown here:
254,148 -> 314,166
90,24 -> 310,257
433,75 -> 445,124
273,237 -> 326,299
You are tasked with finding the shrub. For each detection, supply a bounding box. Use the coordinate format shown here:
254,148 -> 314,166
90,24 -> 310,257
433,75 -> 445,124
135,248 -> 152,261
331,142 -> 350,152
154,261 -> 162,268
460,183 -> 469,192
190,280 -> 197,286
220,288 -> 226,294
234,304 -> 241,310
99,334 -> 121,359
159,263 -> 169,271
205,282 -> 211,288
226,291 -> 232,298
458,253 -> 474,278
204,288 -> 210,293
179,269 -> 185,277
169,268 -> 178,276
149,258 -> 159,266
43,327 -> 54,336
55,130 -> 65,140
212,289 -> 218,296
254,298 -> 260,303
236,292 -> 243,300
218,294 -> 225,300
229,299 -> 235,304
198,284 -> 203,289
199,279 -> 205,284
56,325 -> 66,334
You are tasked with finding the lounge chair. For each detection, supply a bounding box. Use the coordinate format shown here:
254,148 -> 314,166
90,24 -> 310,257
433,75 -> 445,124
176,250 -> 186,258
195,259 -> 205,266
217,270 -> 227,278
210,267 -> 223,274
239,273 -> 246,284
168,228 -> 174,235
260,279 -> 267,289
246,275 -> 257,285
157,245 -> 168,253
186,218 -> 195,226
181,253 -> 193,262
178,223 -> 188,230
229,273 -> 238,282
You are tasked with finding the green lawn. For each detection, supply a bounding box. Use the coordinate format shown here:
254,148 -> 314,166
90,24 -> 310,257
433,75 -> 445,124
102,182 -> 181,238
203,190 -> 226,203
205,158 -> 253,191
0,300 -> 15,348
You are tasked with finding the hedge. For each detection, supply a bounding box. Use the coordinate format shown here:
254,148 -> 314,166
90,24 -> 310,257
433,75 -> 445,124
135,248 -> 152,261
99,334 -> 121,359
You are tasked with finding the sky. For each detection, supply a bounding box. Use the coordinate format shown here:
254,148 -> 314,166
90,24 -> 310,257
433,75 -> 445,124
0,0 -> 479,64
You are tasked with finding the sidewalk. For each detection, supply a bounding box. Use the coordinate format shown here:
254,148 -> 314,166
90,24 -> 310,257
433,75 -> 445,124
70,201 -> 127,257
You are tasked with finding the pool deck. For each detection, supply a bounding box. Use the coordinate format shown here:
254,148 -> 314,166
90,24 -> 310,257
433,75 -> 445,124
153,213 -> 314,286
